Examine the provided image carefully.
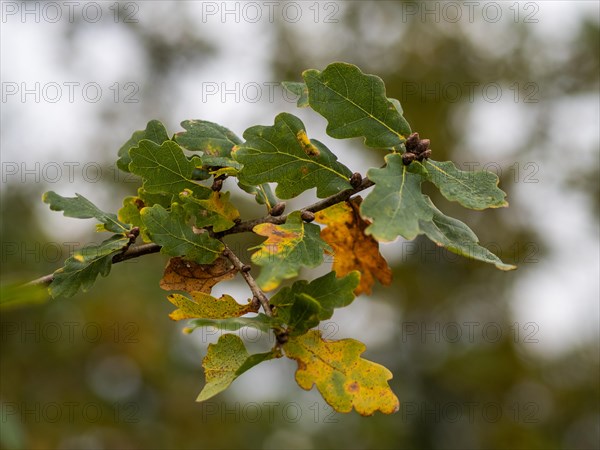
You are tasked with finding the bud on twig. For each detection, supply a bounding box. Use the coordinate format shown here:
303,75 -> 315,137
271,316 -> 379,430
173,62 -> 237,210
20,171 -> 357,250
269,202 -> 286,217
350,172 -> 363,188
402,152 -> 417,165
405,132 -> 420,152
301,210 -> 315,222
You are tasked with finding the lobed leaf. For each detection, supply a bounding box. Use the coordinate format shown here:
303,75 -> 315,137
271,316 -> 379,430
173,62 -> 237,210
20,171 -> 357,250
179,189 -> 240,232
419,198 -> 516,271
129,140 -> 212,199
281,81 -> 309,107
43,191 -> 130,234
174,119 -> 242,168
197,334 -> 277,402
303,62 -> 411,148
361,153 -> 433,241
232,113 -> 352,199
424,160 -> 508,210
167,292 -> 258,321
284,330 -> 399,416
237,182 -> 278,209
140,204 -> 223,264
117,120 -> 170,172
250,211 -> 330,291
49,235 -> 130,298
160,256 -> 236,294
270,272 -> 360,335
315,198 -> 392,295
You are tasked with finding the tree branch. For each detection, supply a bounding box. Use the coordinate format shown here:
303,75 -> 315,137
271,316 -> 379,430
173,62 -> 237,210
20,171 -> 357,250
221,244 -> 272,317
215,176 -> 374,237
26,243 -> 161,286
27,176 -> 374,287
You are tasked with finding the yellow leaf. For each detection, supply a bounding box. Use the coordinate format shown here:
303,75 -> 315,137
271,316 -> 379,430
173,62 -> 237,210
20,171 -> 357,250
315,197 -> 392,295
160,256 -> 236,294
284,330 -> 399,416
167,292 -> 258,321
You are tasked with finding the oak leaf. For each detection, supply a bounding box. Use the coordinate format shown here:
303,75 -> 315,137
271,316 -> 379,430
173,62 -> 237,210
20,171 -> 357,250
284,330 -> 399,416
167,291 -> 258,321
159,256 -> 237,294
315,198 -> 392,295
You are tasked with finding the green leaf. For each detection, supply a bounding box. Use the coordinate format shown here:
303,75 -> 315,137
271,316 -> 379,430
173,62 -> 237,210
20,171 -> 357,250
197,334 -> 276,402
140,204 -> 223,264
424,160 -> 508,209
388,97 -> 404,115
117,120 -> 170,172
419,198 -> 516,271
232,113 -> 352,199
138,188 -> 174,209
284,330 -> 399,416
361,153 -> 433,241
238,182 -> 277,209
251,211 -> 330,291
282,81 -> 309,107
276,293 -> 322,336
174,120 -> 242,168
179,189 -> 240,232
129,140 -> 212,199
117,196 -> 144,228
303,62 -> 411,148
271,271 -> 360,333
49,235 -> 130,298
43,191 -> 130,234
185,314 -> 282,334
0,282 -> 49,309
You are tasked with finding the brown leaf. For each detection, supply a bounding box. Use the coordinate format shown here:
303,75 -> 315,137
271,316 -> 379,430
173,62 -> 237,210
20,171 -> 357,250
160,256 -> 237,294
315,197 -> 392,295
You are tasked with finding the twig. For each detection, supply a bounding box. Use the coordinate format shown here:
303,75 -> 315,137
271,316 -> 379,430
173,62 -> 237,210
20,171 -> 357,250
26,243 -> 161,286
27,176 -> 375,287
221,244 -> 273,317
216,176 -> 374,237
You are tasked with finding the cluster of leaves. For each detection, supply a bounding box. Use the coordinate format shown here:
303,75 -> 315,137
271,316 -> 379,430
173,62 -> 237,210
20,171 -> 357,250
40,62 -> 514,416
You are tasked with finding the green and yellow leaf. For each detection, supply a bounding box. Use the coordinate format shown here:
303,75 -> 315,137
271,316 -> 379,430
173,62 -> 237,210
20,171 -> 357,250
167,292 -> 258,321
250,211 -> 330,291
197,334 -> 277,402
284,330 -> 399,416
179,189 -> 240,232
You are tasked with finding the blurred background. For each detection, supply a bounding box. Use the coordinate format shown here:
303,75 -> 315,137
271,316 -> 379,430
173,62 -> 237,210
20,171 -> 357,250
1,1 -> 598,449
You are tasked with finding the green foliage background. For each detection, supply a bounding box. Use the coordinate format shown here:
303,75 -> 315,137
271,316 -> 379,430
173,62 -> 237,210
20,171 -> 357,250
1,1 -> 598,449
